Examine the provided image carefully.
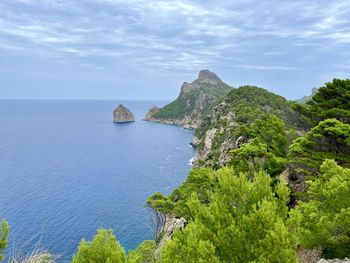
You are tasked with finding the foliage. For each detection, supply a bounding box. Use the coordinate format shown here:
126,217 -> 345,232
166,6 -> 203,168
127,240 -> 156,263
230,138 -> 267,176
230,115 -> 289,176
147,168 -> 216,219
160,167 -> 298,263
294,159 -> 350,258
288,118 -> 350,178
0,221 -> 8,261
71,229 -> 126,263
294,79 -> 350,127
194,86 -> 300,167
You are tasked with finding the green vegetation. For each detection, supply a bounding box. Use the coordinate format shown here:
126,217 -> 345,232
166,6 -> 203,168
289,118 -> 350,178
294,160 -> 350,258
72,229 -> 126,263
160,168 -> 298,263
230,114 -> 290,177
194,86 -> 300,168
0,221 -> 8,261
294,79 -> 350,128
127,241 -> 156,263
151,73 -> 232,121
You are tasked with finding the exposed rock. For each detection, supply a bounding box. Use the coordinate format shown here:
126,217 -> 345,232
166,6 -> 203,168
317,258 -> 350,263
113,104 -> 135,123
193,128 -> 217,166
297,246 -> 322,263
145,69 -> 232,129
144,106 -> 160,120
154,215 -> 186,260
218,138 -> 237,166
198,69 -> 224,84
190,136 -> 200,147
235,136 -> 248,148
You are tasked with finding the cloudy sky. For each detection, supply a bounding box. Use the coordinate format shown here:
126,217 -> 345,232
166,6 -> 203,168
0,0 -> 349,100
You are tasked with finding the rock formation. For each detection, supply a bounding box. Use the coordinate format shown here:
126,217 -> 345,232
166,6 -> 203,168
113,104 -> 135,123
144,69 -> 232,129
144,106 -> 160,120
154,214 -> 186,260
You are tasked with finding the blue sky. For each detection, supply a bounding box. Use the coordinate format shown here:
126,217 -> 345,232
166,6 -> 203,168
0,0 -> 349,100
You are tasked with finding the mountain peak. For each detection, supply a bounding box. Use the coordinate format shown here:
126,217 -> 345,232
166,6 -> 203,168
198,70 -> 223,83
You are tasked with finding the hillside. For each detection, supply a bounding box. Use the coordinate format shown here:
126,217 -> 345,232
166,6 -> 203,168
145,70 -> 232,128
191,85 -> 300,168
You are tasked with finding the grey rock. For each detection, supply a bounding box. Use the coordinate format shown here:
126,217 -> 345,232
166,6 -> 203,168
113,104 -> 135,123
145,69 -> 232,129
154,215 -> 186,260
144,106 -> 160,120
317,258 -> 350,263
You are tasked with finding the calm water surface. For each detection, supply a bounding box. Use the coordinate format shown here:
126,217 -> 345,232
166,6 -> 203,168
0,100 -> 195,262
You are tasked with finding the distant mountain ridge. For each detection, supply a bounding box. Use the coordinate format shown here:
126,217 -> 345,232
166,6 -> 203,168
145,70 -> 232,128
296,87 -> 318,104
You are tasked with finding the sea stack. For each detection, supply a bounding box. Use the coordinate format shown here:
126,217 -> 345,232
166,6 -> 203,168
113,104 -> 135,123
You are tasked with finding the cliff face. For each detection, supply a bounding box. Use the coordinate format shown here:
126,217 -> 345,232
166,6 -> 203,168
113,104 -> 135,123
145,70 -> 232,129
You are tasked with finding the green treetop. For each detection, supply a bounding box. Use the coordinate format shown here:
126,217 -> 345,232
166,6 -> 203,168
293,159 -> 350,258
71,229 -> 126,263
0,221 -> 8,261
160,167 -> 298,263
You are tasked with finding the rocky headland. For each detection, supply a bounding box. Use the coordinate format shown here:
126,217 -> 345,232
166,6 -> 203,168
144,69 -> 232,129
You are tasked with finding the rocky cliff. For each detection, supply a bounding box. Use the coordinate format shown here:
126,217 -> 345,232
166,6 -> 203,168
113,104 -> 135,123
145,70 -> 232,129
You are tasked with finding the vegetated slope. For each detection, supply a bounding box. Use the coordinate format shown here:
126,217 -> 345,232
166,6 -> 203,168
192,85 -> 301,168
145,70 -> 232,128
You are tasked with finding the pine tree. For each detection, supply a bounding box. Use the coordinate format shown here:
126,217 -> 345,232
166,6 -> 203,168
71,229 -> 126,263
160,168 -> 298,263
294,160 -> 350,258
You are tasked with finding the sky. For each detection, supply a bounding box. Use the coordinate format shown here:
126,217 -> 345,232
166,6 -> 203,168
0,0 -> 350,100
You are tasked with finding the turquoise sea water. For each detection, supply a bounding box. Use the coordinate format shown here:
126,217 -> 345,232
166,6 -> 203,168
0,100 -> 195,262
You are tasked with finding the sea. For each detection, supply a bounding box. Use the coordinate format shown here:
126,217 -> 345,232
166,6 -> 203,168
0,100 -> 195,262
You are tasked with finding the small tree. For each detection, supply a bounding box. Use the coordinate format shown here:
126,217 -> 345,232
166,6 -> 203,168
71,229 -> 125,263
0,221 -> 9,261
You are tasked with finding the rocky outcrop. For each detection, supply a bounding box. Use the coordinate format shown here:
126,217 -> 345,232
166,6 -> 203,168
154,215 -> 186,260
318,259 -> 350,263
192,128 -> 217,166
113,104 -> 135,123
144,106 -> 160,120
144,69 -> 232,129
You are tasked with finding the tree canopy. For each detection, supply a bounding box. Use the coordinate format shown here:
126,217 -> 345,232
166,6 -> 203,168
71,229 -> 126,263
0,221 -> 8,261
294,159 -> 350,258
160,167 -> 298,263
